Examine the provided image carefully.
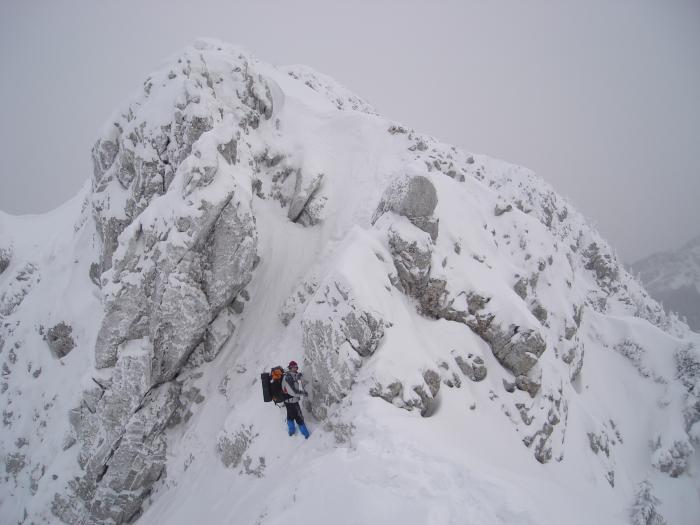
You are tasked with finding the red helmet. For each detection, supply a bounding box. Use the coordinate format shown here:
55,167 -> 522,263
288,360 -> 298,369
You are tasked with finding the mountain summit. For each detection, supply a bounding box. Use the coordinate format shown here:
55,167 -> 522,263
1,39 -> 698,525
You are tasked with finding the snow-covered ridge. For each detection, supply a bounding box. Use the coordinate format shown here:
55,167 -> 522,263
1,38 -> 698,525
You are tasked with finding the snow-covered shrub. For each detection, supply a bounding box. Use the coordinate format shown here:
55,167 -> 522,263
674,344 -> 700,442
629,480 -> 666,525
0,246 -> 11,274
651,437 -> 694,477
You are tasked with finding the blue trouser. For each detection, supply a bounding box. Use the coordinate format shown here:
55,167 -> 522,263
285,402 -> 310,438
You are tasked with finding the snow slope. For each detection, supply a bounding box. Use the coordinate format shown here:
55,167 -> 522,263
1,39 -> 698,525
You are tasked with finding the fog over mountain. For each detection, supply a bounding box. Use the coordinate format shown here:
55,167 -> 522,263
1,0 -> 699,263
631,235 -> 700,332
1,40 -> 699,525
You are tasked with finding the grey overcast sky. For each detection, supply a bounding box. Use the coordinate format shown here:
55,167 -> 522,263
1,0 -> 698,262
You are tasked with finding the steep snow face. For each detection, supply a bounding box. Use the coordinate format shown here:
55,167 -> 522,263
0,185 -> 102,522
631,235 -> 700,331
1,39 -> 699,525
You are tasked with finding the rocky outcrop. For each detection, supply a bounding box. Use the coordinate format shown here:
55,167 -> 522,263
582,242 -> 619,291
522,390 -> 568,464
89,43 -> 271,278
387,225 -> 432,297
481,324 -> 546,377
384,220 -> 467,324
370,173 -> 554,426
283,64 -> 377,114
373,174 -> 439,241
585,419 -> 623,485
675,345 -> 700,440
302,278 -> 385,420
374,177 -> 549,384
0,263 -> 39,316
54,41 -> 265,524
279,277 -> 319,326
453,352 -> 487,382
216,425 -> 264,476
0,246 -> 11,275
287,172 -> 325,225
253,151 -> 327,226
45,322 -> 75,358
369,368 -> 442,417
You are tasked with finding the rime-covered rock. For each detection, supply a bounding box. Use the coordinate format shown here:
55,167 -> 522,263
302,277 -> 385,420
453,351 -> 487,382
373,174 -> 439,240
0,246 -> 11,274
217,425 -> 256,469
386,223 -> 433,297
58,348 -> 180,524
674,344 -> 700,439
482,324 -> 547,377
411,369 -> 441,416
287,172 -> 325,225
0,263 -> 38,316
370,369 -> 442,417
45,322 -> 75,358
582,242 -> 619,291
52,40 -> 269,524
4,452 -> 26,475
515,373 -> 541,398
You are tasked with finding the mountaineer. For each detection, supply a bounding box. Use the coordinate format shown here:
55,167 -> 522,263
282,360 -> 310,439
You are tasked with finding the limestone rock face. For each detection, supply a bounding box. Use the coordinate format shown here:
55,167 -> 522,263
404,369 -> 442,416
54,40 -> 266,524
302,277 -> 385,420
380,205 -> 547,381
515,373 -> 541,398
387,225 -> 432,297
369,368 -> 443,417
374,174 -> 439,240
370,172 -> 561,461
482,325 -> 546,377
287,172 -> 325,225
